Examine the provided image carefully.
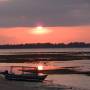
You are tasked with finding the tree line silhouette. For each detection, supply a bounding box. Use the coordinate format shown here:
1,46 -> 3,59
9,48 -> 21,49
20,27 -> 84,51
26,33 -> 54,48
0,42 -> 90,49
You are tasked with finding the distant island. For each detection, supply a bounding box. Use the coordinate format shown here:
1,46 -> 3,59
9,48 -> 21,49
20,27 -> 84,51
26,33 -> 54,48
0,42 -> 90,49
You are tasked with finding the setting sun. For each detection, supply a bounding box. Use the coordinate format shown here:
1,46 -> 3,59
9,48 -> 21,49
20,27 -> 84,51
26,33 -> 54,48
31,26 -> 51,35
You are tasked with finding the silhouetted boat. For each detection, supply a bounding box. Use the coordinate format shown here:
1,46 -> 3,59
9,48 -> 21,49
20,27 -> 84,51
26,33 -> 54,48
1,66 -> 47,82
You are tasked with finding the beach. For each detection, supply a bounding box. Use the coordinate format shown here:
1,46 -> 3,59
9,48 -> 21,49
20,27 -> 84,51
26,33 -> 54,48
0,76 -> 88,90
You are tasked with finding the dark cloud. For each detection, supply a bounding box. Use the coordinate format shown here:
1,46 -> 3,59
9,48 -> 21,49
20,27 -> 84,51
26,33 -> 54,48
0,0 -> 90,27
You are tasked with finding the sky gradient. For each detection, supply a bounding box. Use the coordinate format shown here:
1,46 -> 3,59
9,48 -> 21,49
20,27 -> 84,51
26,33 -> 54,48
0,0 -> 90,44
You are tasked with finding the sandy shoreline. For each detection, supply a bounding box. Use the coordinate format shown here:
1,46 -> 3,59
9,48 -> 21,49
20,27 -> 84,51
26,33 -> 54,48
0,75 -> 88,90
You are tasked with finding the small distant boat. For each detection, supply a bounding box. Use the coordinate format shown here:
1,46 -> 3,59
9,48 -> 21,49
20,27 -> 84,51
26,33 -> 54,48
1,66 -> 47,82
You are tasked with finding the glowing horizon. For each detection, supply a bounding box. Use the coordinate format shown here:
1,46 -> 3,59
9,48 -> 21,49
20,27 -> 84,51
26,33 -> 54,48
0,26 -> 90,44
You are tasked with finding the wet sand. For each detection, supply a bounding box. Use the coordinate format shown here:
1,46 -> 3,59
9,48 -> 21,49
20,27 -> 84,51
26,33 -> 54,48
0,52 -> 90,63
0,76 -> 88,90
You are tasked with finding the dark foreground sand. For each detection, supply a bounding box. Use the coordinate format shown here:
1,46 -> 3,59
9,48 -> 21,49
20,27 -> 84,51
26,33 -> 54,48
0,75 -> 88,90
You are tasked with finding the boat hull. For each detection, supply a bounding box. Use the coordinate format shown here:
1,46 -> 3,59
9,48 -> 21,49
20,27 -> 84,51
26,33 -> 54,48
5,74 -> 47,82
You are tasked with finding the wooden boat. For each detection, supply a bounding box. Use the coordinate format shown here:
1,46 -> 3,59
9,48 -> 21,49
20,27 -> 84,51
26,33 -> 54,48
2,66 -> 47,82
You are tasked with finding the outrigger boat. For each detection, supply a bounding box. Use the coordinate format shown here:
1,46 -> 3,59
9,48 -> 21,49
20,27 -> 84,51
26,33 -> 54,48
1,66 -> 47,82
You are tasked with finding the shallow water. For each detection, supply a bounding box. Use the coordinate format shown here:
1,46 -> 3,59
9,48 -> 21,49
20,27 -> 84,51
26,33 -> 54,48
47,74 -> 90,89
0,60 -> 90,89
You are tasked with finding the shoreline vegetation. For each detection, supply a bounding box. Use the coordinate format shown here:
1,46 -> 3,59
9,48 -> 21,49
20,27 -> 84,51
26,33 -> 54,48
0,42 -> 90,49
0,42 -> 90,62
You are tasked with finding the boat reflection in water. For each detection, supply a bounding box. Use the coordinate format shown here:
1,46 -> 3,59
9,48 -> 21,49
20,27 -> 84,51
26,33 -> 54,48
1,66 -> 47,82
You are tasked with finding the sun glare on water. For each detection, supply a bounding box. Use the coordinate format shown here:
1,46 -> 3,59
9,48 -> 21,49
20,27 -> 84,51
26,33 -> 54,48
31,26 -> 51,35
37,65 -> 43,70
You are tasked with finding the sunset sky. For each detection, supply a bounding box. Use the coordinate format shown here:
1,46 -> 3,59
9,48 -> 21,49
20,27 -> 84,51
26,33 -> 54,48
0,0 -> 90,44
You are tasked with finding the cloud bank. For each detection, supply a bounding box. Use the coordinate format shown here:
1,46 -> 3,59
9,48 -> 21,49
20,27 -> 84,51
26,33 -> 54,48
0,0 -> 90,27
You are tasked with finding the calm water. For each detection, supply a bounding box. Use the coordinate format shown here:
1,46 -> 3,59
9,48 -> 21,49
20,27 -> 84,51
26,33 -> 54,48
0,48 -> 90,89
0,48 -> 90,54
